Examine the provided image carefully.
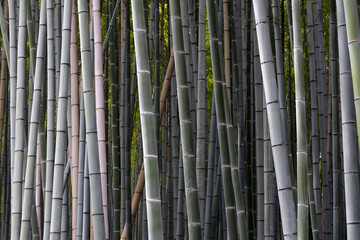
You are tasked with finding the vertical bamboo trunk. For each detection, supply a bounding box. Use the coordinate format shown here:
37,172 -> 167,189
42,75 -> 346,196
254,27 -> 264,240
77,81 -> 86,239
11,0 -> 27,238
292,0 -> 309,238
77,0 -> 106,238
131,0 -> 164,238
70,0 -> 79,237
306,1 -> 322,235
170,0 -> 202,239
207,0 -> 247,238
197,0 -> 207,229
263,94 -> 274,240
43,0 -> 56,238
223,0 -> 231,103
49,0 -> 72,237
338,0 -> 360,238
330,0 -> 340,238
343,0 -> 360,151
253,0 -> 297,238
19,0 -> 46,237
92,0 -> 109,238
8,0 -> 16,187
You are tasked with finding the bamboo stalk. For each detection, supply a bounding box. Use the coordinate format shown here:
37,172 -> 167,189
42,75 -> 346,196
131,0 -> 164,237
170,0 -> 202,238
253,0 -> 297,238
43,0 -> 56,238
70,0 -> 80,237
92,0 -> 109,237
11,0 -> 28,238
338,0 -> 360,238
19,0 -> 46,237
77,0 -> 106,237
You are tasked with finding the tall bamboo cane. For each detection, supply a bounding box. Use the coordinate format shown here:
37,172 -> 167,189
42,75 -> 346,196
253,27 -> 264,240
11,0 -> 27,238
76,80 -> 86,240
292,0 -> 309,238
43,0 -> 56,238
19,0 -> 46,237
196,0 -> 207,228
77,0 -> 106,238
170,0 -> 202,238
329,0 -> 340,238
92,0 -> 109,237
253,0 -> 297,238
338,0 -> 360,238
8,0 -> 17,191
342,0 -> 360,148
131,0 -> 164,238
70,0 -> 79,237
49,0 -> 72,237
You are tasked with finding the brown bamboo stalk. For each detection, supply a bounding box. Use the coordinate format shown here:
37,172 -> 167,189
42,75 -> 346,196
92,0 -> 109,238
70,0 -> 80,238
223,0 -> 231,103
159,50 -> 174,117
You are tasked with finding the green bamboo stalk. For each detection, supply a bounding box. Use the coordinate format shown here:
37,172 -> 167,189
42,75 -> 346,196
123,2 -> 132,239
171,73 -> 179,238
54,0 -> 61,99
82,149 -> 90,239
77,0 -> 106,238
49,0 -> 72,237
306,1 -> 322,236
76,79 -> 85,240
11,0 -> 27,238
343,0 -> 360,151
292,0 -> 309,238
196,0 -> 207,228
170,0 -> 202,238
131,0 -> 164,238
330,0 -> 340,238
26,0 -> 36,122
102,0 -> 120,53
19,0 -> 46,237
207,1 -> 239,239
253,28 -> 264,240
211,0 -> 249,238
272,0 -> 291,164
176,149 -> 185,240
304,3 -> 320,238
338,0 -> 360,238
109,0 -> 120,236
8,0 -> 17,186
42,0 -> 56,238
263,94 -> 275,240
179,0 -> 196,140
313,1 -> 331,236
253,0 -> 297,238
204,99 -> 216,240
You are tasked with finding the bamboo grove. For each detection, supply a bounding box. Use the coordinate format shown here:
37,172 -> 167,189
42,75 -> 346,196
0,0 -> 360,239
